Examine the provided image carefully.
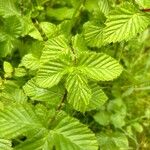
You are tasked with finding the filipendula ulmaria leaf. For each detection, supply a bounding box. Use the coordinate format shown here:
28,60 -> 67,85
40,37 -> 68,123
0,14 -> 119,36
15,111 -> 98,150
23,78 -> 65,106
14,130 -> 54,150
0,104 -> 44,139
3,61 -> 13,78
103,2 -> 150,43
36,58 -> 70,88
1,81 -> 27,104
72,34 -> 89,55
0,0 -> 19,17
1,88 -> 27,104
94,110 -> 110,126
3,16 -> 23,38
97,132 -> 129,150
0,139 -> 12,150
87,83 -> 108,111
97,0 -> 111,16
0,41 -> 13,57
110,113 -> 125,128
136,0 -> 150,8
50,111 -> 98,150
77,52 -> 122,81
85,0 -> 108,40
20,54 -> 40,71
66,72 -> 92,112
40,35 -> 71,63
3,61 -> 13,75
29,22 -> 58,41
0,16 -> 23,57
14,67 -> 27,77
83,22 -> 105,48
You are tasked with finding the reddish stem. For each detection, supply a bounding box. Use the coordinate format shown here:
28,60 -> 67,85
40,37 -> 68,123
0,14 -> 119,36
141,9 -> 150,12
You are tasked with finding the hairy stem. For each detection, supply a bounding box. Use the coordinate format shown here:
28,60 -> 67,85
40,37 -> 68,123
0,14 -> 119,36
31,18 -> 48,41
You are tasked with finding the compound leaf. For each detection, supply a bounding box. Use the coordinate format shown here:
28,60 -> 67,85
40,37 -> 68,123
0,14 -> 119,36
104,2 -> 150,43
83,22 -> 105,48
51,112 -> 98,150
14,112 -> 98,150
87,83 -> 108,111
66,72 -> 91,112
40,35 -> 71,63
77,52 -> 122,81
23,78 -> 65,106
0,0 -> 19,17
20,54 -> 40,71
0,104 -> 44,139
36,58 -> 70,88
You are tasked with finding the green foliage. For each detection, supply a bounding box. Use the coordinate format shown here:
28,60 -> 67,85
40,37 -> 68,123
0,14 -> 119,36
0,0 -> 150,149
0,139 -> 12,150
0,0 -> 19,17
103,2 -> 150,43
0,104 -> 97,150
66,72 -> 91,111
97,132 -> 129,150
136,0 -> 150,8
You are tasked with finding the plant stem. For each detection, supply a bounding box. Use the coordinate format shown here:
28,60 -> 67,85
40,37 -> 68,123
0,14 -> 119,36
31,18 -> 48,41
70,0 -> 86,35
141,9 -> 150,12
48,90 -> 67,127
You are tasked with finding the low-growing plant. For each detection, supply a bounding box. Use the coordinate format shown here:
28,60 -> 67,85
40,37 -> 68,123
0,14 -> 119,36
0,0 -> 150,149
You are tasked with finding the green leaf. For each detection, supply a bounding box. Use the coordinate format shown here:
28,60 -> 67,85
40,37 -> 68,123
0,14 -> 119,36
132,122 -> 143,133
0,40 -> 13,57
110,113 -> 125,128
98,0 -> 111,15
15,112 -> 98,150
136,0 -> 150,8
3,61 -> 13,78
40,35 -> 71,63
94,111 -> 110,126
36,58 -> 70,88
14,67 -> 27,77
104,2 -> 150,43
97,132 -> 129,150
14,130 -> 53,150
29,22 -> 58,41
0,0 -> 19,17
20,54 -> 40,71
77,52 -> 122,81
107,99 -> 126,115
87,83 -> 108,111
83,22 -> 105,48
66,72 -> 92,112
46,7 -> 74,21
72,34 -> 89,54
1,81 -> 27,104
0,139 -> 12,150
1,88 -> 27,104
3,16 -> 23,38
0,104 -> 44,139
0,16 -> 23,57
51,112 -> 98,150
23,78 -> 65,106
58,20 -> 72,37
